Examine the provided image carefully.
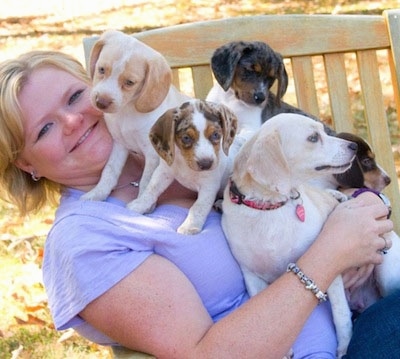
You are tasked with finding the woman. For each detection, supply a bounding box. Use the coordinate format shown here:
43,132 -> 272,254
0,50 -> 394,358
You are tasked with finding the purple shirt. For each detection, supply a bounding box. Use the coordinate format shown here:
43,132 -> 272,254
42,188 -> 337,357
42,188 -> 248,344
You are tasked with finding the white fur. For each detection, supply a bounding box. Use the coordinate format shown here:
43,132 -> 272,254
207,84 -> 262,140
129,100 -> 238,235
221,113 -> 358,357
81,30 -> 190,203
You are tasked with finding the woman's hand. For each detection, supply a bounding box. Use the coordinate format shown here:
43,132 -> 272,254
313,191 -> 393,278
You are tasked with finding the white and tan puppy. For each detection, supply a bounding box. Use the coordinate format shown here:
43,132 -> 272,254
81,30 -> 190,202
221,113 -> 358,357
128,99 -> 238,234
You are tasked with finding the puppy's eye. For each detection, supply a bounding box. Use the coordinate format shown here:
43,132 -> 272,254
124,79 -> 135,87
308,132 -> 320,143
98,67 -> 105,75
181,134 -> 193,147
361,158 -> 373,167
209,131 -> 222,143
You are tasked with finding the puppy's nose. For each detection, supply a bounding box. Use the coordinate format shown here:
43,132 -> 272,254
385,175 -> 391,186
197,159 -> 213,170
253,92 -> 266,104
95,95 -> 113,110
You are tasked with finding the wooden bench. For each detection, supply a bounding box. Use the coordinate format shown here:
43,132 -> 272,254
83,10 -> 400,233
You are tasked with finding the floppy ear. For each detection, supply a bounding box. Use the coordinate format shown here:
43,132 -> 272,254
89,39 -> 105,79
245,129 -> 292,194
215,104 -> 238,155
149,108 -> 176,165
135,56 -> 172,113
211,42 -> 245,91
274,53 -> 289,106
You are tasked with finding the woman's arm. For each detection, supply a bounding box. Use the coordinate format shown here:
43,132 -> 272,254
80,192 -> 392,358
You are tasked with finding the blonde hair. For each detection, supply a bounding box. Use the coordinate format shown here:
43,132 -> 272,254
0,51 -> 91,215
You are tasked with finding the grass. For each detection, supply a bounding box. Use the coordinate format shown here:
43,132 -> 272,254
1,1 -> 400,358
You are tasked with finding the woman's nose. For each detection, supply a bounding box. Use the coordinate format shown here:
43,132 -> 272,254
61,112 -> 83,135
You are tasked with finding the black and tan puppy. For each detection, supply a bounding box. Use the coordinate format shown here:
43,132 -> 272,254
206,40 -> 333,137
334,132 -> 391,192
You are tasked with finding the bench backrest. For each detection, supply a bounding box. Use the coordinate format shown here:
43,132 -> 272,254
83,9 -> 400,231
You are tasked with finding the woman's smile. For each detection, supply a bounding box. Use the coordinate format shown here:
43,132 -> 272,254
70,121 -> 98,153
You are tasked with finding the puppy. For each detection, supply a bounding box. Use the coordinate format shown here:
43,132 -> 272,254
329,133 -> 399,313
206,41 -> 328,137
81,29 -> 190,203
128,99 -> 238,235
221,113 -> 358,357
334,132 -> 391,192
206,41 -> 287,137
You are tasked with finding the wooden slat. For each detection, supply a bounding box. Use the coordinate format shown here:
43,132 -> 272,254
171,69 -> 181,91
191,65 -> 214,100
132,15 -> 389,67
323,53 -> 354,133
291,56 -> 320,117
384,9 -> 400,126
357,49 -> 400,230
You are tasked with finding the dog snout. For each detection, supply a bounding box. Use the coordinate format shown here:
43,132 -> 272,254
197,158 -> 214,170
95,94 -> 113,110
253,92 -> 266,104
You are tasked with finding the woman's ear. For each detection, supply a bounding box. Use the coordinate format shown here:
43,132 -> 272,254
14,157 -> 34,174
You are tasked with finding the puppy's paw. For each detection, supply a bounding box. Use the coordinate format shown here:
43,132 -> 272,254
127,199 -> 156,214
177,224 -> 201,235
80,187 -> 111,201
326,189 -> 348,203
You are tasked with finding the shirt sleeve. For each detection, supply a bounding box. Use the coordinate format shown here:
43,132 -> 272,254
42,209 -> 153,330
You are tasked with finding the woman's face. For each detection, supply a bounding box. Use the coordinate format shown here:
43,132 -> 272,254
15,66 -> 113,190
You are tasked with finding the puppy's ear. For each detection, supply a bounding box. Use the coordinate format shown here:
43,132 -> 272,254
89,39 -> 105,79
274,53 -> 288,106
211,42 -> 244,91
215,104 -> 238,155
246,129 -> 291,193
149,108 -> 176,165
135,56 -> 172,113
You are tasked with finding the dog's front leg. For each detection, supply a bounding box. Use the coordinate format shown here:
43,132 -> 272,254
177,184 -> 219,235
327,275 -> 352,358
81,141 -> 129,201
138,152 -> 160,196
127,163 -> 174,214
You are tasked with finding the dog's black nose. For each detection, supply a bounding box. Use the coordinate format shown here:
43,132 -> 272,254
254,92 -> 266,104
197,159 -> 213,170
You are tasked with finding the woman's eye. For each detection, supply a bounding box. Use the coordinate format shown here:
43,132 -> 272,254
37,123 -> 53,141
68,89 -> 84,105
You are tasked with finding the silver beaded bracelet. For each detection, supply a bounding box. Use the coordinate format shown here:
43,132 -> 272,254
286,263 -> 328,304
